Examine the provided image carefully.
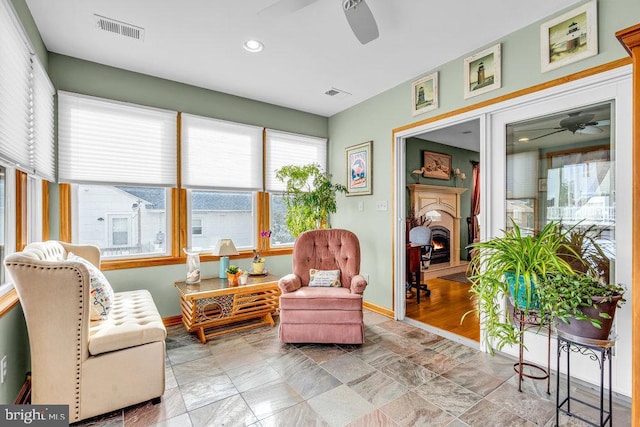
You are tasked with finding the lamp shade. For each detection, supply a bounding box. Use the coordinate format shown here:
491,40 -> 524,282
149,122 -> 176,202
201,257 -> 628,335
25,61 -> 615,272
213,238 -> 239,279
212,239 -> 239,257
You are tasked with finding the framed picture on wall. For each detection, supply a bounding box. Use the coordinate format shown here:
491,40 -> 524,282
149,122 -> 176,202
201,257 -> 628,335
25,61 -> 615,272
422,150 -> 451,180
346,141 -> 372,196
463,44 -> 501,99
540,0 -> 598,73
411,72 -> 438,116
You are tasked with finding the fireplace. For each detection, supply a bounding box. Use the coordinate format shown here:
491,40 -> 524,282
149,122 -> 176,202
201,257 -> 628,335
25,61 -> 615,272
407,184 -> 467,267
430,225 -> 450,264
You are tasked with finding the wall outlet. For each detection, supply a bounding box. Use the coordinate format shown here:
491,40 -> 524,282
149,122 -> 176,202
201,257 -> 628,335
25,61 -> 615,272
361,273 -> 370,283
358,201 -> 364,212
1,355 -> 7,384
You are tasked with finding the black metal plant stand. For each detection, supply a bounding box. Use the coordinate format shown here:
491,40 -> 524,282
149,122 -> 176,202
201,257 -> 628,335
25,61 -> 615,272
556,330 -> 615,427
512,307 -> 551,394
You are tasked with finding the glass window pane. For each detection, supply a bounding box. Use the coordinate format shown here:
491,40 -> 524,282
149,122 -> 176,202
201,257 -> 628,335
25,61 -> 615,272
505,102 -> 614,281
269,193 -> 294,247
189,190 -> 255,250
75,184 -> 169,258
0,166 -> 5,285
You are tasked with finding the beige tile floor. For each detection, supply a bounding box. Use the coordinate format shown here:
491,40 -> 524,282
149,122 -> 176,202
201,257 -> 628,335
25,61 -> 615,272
74,311 -> 631,426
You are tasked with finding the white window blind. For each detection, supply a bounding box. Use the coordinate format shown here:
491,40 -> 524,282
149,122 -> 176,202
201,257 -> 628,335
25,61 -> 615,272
181,113 -> 263,190
58,92 -> 178,187
0,0 -> 33,170
264,129 -> 327,192
31,60 -> 55,181
506,151 -> 539,199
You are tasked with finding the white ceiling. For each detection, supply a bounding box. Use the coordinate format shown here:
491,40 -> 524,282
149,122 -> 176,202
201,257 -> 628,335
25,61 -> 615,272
25,0 -> 582,117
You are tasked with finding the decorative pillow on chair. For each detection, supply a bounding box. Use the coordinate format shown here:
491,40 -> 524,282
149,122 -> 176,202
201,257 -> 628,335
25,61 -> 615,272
308,269 -> 341,287
67,252 -> 115,320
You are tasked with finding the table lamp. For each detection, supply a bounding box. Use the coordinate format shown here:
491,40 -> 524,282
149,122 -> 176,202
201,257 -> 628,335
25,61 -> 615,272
212,238 -> 238,278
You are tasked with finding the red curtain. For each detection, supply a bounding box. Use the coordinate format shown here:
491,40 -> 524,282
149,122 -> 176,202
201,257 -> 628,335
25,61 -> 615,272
470,161 -> 480,243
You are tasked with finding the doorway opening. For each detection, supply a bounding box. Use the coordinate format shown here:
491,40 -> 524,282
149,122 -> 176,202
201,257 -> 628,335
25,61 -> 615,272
404,119 -> 481,342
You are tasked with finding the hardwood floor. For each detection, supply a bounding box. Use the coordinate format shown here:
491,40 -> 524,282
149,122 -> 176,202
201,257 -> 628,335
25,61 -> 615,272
405,276 -> 480,342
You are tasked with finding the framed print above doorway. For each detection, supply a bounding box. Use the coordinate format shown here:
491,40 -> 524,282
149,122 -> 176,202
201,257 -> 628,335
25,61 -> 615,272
464,44 -> 501,99
412,72 -> 438,116
540,0 -> 598,73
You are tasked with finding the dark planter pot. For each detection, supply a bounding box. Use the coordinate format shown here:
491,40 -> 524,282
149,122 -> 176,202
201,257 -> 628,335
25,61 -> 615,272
555,295 -> 622,340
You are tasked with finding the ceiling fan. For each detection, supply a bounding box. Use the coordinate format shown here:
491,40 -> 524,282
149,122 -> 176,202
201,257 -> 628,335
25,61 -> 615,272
525,112 -> 611,142
258,0 -> 379,45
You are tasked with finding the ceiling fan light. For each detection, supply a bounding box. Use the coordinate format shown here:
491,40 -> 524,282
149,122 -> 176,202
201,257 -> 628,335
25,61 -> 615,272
243,39 -> 264,53
576,126 -> 603,135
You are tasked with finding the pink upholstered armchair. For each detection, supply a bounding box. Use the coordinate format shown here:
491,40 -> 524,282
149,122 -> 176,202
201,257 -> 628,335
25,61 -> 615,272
278,229 -> 367,344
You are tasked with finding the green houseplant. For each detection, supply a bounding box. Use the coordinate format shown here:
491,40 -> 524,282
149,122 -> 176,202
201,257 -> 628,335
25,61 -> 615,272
464,220 -> 578,351
275,163 -> 347,237
538,272 -> 625,340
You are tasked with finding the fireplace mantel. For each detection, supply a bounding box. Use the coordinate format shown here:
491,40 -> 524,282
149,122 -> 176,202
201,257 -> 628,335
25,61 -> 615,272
407,184 -> 467,265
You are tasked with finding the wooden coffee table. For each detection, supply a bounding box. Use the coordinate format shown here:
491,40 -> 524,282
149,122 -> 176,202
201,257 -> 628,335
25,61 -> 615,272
174,274 -> 281,343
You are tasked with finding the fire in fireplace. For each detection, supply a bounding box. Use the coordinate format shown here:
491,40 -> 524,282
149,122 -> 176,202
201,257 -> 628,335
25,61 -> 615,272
430,225 -> 450,264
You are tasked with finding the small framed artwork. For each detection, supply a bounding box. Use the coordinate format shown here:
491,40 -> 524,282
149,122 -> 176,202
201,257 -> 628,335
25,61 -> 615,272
422,151 -> 452,180
463,44 -> 501,99
540,0 -> 597,73
411,72 -> 438,116
346,141 -> 372,196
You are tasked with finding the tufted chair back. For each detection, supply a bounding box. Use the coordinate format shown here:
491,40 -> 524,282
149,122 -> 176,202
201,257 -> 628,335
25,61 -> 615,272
292,229 -> 361,288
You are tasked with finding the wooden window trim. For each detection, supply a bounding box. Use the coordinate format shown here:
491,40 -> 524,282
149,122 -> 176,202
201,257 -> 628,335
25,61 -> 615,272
0,288 -> 19,317
15,170 -> 27,251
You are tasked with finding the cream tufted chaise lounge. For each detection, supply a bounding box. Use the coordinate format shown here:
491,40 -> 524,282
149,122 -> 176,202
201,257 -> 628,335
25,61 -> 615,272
5,241 -> 166,423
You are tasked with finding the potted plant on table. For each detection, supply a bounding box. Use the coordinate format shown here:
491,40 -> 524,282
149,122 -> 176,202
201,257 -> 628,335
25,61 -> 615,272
226,264 -> 242,286
252,250 -> 266,274
538,271 -> 625,341
463,220 -> 578,352
275,163 -> 347,237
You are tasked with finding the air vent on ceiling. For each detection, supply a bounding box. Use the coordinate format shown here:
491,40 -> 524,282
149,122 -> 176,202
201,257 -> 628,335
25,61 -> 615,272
324,87 -> 352,99
94,14 -> 145,41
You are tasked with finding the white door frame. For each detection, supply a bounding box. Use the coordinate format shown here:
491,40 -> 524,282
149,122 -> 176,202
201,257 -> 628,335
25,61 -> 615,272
392,65 -> 632,362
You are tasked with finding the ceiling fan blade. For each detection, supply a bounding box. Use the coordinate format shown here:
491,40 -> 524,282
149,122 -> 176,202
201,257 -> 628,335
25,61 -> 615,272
258,0 -> 318,18
527,128 -> 567,141
343,0 -> 379,44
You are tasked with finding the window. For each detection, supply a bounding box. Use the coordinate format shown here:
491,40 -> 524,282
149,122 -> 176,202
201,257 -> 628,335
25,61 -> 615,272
181,114 -> 262,250
264,129 -> 327,248
505,102 -> 615,280
192,218 -> 203,235
0,166 -> 6,286
111,217 -> 129,246
58,92 -> 177,259
0,0 -> 53,292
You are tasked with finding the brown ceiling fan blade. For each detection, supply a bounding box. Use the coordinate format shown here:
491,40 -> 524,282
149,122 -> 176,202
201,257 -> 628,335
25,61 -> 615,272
527,128 -> 567,141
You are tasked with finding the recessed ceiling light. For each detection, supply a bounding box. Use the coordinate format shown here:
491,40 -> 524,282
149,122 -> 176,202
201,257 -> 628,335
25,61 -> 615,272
243,39 -> 264,53
518,137 -> 530,142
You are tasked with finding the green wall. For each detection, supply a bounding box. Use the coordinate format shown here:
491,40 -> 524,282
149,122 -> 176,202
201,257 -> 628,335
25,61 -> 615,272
328,0 -> 640,309
406,138 -> 479,260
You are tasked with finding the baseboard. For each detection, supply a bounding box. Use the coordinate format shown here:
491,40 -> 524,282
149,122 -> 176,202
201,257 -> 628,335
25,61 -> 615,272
363,301 -> 394,318
163,315 -> 182,327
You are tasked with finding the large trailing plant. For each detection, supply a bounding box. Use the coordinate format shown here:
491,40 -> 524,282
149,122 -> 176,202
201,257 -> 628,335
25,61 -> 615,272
464,220 -> 578,352
538,272 -> 625,329
275,163 -> 347,237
